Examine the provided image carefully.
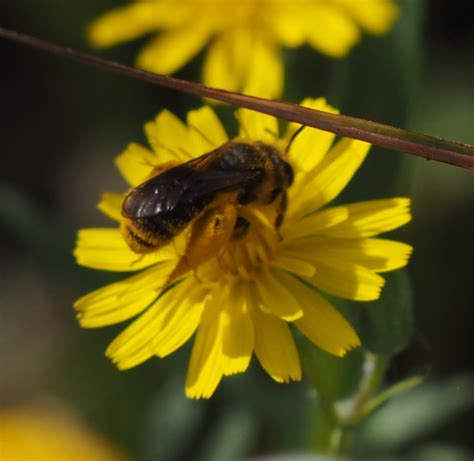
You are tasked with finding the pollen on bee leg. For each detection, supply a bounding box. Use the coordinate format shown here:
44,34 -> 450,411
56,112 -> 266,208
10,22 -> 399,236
166,204 -> 238,286
120,219 -> 154,254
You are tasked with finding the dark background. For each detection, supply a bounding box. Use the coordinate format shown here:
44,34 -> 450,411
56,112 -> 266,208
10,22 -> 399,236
0,1 -> 473,459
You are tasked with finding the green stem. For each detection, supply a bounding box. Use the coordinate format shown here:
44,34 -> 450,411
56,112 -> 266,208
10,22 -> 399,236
310,353 -> 389,456
311,399 -> 343,455
361,374 -> 423,419
342,353 -> 388,426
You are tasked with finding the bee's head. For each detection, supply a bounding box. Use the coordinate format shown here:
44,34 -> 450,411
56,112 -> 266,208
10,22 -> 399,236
282,160 -> 294,187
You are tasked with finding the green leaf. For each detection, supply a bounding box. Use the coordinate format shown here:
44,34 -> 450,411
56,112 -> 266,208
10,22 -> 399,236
0,184 -> 71,264
249,455 -> 341,461
350,270 -> 414,356
358,374 -> 474,452
141,378 -> 206,461
300,341 -> 364,403
197,406 -> 258,461
410,444 -> 473,461
298,341 -> 365,452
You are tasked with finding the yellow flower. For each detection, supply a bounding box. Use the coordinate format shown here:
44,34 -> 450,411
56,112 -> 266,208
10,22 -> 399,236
74,99 -> 412,399
88,0 -> 399,98
0,404 -> 128,461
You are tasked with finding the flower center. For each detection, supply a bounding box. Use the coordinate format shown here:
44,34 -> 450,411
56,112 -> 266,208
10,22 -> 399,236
194,205 -> 281,285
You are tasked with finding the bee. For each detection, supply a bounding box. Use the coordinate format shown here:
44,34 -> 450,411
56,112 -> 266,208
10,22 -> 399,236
121,140 -> 294,280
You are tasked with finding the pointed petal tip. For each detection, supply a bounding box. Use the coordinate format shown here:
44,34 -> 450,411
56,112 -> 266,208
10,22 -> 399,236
222,362 -> 251,377
107,352 -> 143,371
337,339 -> 362,358
185,387 -> 213,400
278,372 -> 303,384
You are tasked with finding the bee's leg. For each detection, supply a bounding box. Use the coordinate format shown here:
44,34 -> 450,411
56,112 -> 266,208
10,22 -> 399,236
274,190 -> 288,229
232,216 -> 250,239
166,204 -> 237,285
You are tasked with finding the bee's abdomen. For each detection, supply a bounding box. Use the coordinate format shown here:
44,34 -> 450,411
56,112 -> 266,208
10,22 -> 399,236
121,217 -> 172,254
121,196 -> 214,254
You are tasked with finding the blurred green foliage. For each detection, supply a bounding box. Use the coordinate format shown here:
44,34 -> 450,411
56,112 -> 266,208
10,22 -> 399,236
0,0 -> 473,459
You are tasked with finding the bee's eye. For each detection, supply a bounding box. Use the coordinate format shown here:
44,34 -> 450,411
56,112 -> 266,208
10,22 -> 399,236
283,162 -> 294,186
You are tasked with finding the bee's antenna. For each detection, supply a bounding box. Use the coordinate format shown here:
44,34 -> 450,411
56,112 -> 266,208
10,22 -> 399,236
286,125 -> 305,154
264,128 -> 279,139
154,139 -> 188,161
138,158 -> 157,168
178,147 -> 193,158
189,124 -> 217,148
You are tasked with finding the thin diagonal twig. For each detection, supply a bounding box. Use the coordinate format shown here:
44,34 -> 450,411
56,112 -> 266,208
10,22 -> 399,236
1,26 -> 473,170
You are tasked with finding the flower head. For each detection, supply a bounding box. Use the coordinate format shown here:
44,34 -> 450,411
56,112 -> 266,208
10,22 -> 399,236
74,99 -> 412,398
88,0 -> 399,98
0,404 -> 128,461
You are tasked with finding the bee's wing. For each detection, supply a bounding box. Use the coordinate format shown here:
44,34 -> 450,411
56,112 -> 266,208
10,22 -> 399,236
122,158 -> 262,219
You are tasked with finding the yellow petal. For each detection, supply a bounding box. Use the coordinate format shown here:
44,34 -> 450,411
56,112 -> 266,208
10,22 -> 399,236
237,106 -> 279,144
151,281 -> 207,357
282,205 -> 349,241
289,279 -> 360,356
74,262 -> 174,328
242,35 -> 283,99
289,127 -> 335,173
185,291 -> 225,399
106,286 -> 186,370
250,304 -> 301,383
319,198 -> 412,238
0,405 -> 129,461
305,5 -> 360,57
308,237 -> 413,273
336,0 -> 399,34
289,138 -> 371,219
97,192 -> 123,222
88,2 -> 190,48
255,270 -> 303,321
185,284 -> 255,398
203,29 -> 252,92
270,255 -> 316,278
285,98 -> 339,173
307,257 -> 385,301
285,98 -> 336,139
144,109 -> 192,162
105,305 -> 162,364
187,106 -> 228,157
136,23 -> 210,75
270,3 -> 307,47
74,228 -> 175,272
284,98 -> 337,197
115,142 -> 156,187
221,283 -> 254,376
